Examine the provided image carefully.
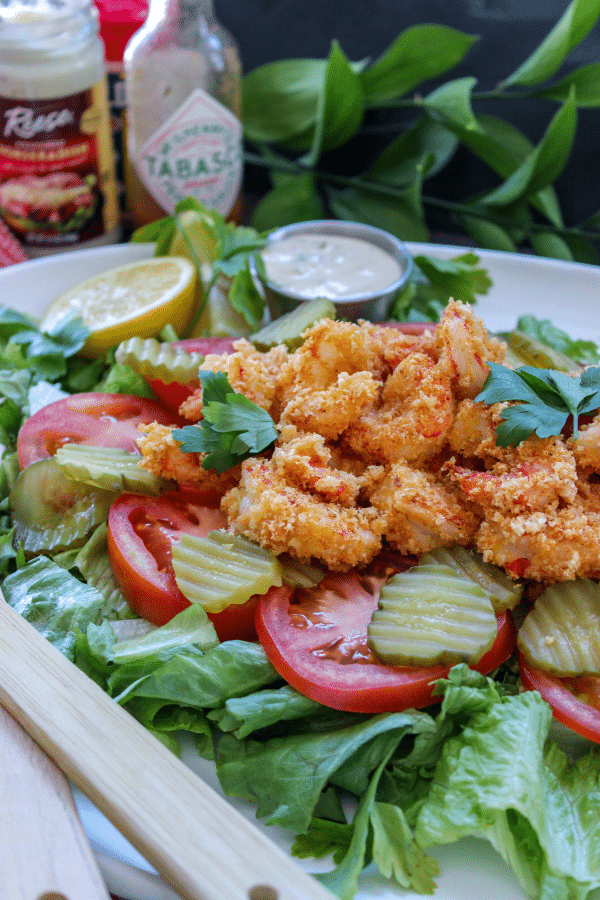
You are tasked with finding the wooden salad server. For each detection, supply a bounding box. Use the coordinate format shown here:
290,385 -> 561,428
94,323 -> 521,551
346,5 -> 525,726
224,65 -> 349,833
0,596 -> 335,900
0,703 -> 111,900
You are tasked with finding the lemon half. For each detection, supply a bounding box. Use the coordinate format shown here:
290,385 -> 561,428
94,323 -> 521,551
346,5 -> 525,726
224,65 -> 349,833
40,256 -> 198,358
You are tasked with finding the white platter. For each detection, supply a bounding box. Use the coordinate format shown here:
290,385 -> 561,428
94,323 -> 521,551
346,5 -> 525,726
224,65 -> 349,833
2,241 -> 600,900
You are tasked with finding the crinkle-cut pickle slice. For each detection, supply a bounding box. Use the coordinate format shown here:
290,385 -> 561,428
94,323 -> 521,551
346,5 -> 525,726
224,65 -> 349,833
55,444 -> 172,496
9,457 -> 115,557
115,336 -> 204,387
171,530 -> 283,613
518,579 -> 600,677
421,545 -> 523,614
367,563 -> 498,667
251,296 -> 337,352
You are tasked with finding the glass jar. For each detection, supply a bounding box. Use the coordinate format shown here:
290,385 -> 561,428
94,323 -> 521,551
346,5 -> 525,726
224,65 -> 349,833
0,0 -> 121,257
123,0 -> 243,228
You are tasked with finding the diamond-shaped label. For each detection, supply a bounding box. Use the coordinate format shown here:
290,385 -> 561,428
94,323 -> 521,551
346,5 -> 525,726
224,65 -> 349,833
134,88 -> 242,216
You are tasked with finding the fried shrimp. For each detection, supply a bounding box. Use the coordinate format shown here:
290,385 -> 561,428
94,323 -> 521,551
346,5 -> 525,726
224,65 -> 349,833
278,319 -> 385,398
136,422 -> 239,492
446,437 -> 579,515
368,460 -> 481,555
344,352 -> 454,465
447,398 -> 507,461
568,413 -> 600,474
279,371 -> 379,440
474,485 -> 600,582
222,448 -> 384,571
137,301 -> 600,583
436,299 -> 506,399
180,339 -> 288,421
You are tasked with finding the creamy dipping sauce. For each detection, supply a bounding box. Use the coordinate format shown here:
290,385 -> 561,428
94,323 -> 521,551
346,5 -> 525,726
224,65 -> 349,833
261,234 -> 404,299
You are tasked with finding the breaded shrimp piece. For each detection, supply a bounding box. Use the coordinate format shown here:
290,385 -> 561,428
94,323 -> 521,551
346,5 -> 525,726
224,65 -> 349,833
446,436 -> 578,515
279,370 -> 380,440
367,460 -> 481,555
271,431 -> 364,506
568,412 -> 600,474
137,422 -> 240,492
278,319 -> 385,400
436,298 -> 506,400
221,450 -> 385,571
447,398 -> 509,461
344,352 -> 455,466
475,484 -> 600,582
362,321 -> 438,371
179,339 -> 288,421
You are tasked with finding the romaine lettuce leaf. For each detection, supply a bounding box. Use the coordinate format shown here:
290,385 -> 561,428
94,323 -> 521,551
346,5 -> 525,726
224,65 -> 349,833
415,667 -> 600,900
216,710 -> 435,834
2,555 -> 104,660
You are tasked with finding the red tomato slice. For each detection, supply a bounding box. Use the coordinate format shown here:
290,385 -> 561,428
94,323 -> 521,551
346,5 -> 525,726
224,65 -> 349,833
107,487 -> 260,640
519,654 -> 600,744
17,392 -> 183,469
148,337 -> 237,413
256,558 -> 516,714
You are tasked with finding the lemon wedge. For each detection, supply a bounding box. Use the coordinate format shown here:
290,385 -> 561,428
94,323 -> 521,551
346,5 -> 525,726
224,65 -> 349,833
40,256 -> 198,358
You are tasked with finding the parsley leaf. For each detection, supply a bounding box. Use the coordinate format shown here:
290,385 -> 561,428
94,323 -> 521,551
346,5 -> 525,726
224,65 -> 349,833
476,362 -> 600,447
390,253 -> 492,323
171,371 -> 278,473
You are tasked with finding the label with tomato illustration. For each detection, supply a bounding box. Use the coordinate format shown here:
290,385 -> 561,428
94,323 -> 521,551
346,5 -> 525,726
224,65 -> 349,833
132,87 -> 243,218
0,82 -> 119,255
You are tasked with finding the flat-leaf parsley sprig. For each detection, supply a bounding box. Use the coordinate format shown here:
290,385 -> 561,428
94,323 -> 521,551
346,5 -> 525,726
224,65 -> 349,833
476,363 -> 600,448
171,371 -> 278,473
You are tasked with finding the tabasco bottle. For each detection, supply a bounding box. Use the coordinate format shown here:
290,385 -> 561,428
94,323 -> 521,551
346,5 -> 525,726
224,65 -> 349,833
123,0 -> 243,227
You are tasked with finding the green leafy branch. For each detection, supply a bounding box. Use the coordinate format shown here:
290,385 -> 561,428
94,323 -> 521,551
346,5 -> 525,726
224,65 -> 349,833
242,0 -> 600,263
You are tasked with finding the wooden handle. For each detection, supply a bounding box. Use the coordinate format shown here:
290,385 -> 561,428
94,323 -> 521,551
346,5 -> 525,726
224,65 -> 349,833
0,598 -> 334,900
0,703 -> 111,900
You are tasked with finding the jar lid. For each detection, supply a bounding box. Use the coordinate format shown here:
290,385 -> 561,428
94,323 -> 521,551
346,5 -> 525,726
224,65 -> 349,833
0,0 -> 97,51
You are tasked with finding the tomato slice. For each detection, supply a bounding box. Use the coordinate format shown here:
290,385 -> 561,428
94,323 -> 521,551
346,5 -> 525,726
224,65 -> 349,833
107,487 -> 260,640
148,337 -> 237,412
17,392 -> 183,469
519,654 -> 600,744
256,558 -> 516,714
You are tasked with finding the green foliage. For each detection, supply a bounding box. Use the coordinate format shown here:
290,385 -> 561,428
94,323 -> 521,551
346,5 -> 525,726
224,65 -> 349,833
476,362 -> 600,446
242,0 -> 600,261
171,370 -> 278,473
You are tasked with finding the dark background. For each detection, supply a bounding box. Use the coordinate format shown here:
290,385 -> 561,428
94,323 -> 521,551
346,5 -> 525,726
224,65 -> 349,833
216,0 -> 600,233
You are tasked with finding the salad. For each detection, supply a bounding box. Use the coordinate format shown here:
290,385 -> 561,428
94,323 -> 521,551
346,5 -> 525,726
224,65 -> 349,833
2,232 -> 600,900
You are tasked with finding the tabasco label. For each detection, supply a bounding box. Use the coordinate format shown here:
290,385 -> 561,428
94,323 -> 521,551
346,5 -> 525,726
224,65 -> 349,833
0,83 -> 120,255
133,88 -> 243,217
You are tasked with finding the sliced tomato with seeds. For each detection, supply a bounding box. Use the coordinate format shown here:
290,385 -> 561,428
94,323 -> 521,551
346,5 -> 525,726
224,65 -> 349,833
107,487 -> 260,640
17,392 -> 183,469
519,654 -> 600,744
256,556 -> 516,714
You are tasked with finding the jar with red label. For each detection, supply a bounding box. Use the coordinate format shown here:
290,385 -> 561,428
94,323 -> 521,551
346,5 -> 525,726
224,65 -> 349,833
0,0 -> 121,257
